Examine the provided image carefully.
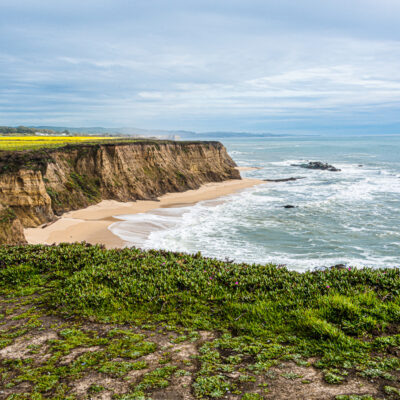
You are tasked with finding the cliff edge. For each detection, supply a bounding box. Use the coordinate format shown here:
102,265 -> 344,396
0,140 -> 239,244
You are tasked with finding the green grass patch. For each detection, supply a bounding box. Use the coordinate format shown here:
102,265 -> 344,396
0,243 -> 399,380
98,360 -> 147,377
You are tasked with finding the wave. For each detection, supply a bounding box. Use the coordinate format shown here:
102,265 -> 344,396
110,137 -> 400,271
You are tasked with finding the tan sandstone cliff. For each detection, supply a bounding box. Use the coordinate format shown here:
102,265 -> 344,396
0,204 -> 27,245
0,141 -> 239,243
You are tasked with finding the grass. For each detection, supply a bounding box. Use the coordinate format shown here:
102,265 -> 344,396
0,243 -> 399,399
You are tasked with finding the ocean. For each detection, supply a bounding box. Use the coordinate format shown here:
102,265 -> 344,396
109,135 -> 400,271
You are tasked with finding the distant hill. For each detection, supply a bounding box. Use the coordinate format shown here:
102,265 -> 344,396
1,125 -> 285,140
32,126 -> 194,139
30,126 -> 283,139
0,126 -> 59,135
193,131 -> 283,139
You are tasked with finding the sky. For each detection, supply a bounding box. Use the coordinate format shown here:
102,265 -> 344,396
1,0 -> 400,134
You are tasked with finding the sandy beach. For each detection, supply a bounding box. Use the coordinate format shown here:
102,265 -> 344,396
235,166 -> 261,171
25,177 -> 264,248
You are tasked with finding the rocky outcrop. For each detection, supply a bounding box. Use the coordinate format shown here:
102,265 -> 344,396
0,169 -> 53,227
291,161 -> 341,172
0,204 -> 27,245
0,141 -> 239,243
264,177 -> 304,182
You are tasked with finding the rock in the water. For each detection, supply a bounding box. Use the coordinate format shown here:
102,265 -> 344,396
264,177 -> 304,182
283,205 -> 296,209
331,264 -> 346,269
291,161 -> 341,172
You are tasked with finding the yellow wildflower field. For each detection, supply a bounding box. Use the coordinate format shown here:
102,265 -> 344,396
0,136 -> 122,151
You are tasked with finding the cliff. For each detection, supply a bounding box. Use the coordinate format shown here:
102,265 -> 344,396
0,204 -> 27,245
0,141 -> 239,244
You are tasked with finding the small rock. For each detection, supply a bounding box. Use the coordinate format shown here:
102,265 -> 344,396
264,177 -> 304,182
41,217 -> 60,229
331,264 -> 346,269
291,161 -> 341,172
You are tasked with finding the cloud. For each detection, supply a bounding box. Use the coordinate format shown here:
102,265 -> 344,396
0,0 -> 399,132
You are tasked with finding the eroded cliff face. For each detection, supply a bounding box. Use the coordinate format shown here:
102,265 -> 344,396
0,141 -> 239,243
0,204 -> 27,245
0,169 -> 54,227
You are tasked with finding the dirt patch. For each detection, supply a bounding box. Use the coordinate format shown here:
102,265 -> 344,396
70,372 -> 128,397
264,362 -> 379,400
60,346 -> 102,365
0,330 -> 57,359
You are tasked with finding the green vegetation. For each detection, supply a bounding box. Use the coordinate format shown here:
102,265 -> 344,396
0,206 -> 16,224
0,243 -> 399,399
241,394 -> 264,400
0,126 -> 58,135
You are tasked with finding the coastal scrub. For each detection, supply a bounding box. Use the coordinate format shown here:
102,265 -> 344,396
0,243 -> 399,399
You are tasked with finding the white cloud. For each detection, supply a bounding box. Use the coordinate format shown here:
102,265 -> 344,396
0,1 -> 400,131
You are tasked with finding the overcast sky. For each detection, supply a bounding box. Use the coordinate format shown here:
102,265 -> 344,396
1,0 -> 400,133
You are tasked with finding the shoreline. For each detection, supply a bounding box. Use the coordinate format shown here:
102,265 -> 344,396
25,178 -> 265,248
